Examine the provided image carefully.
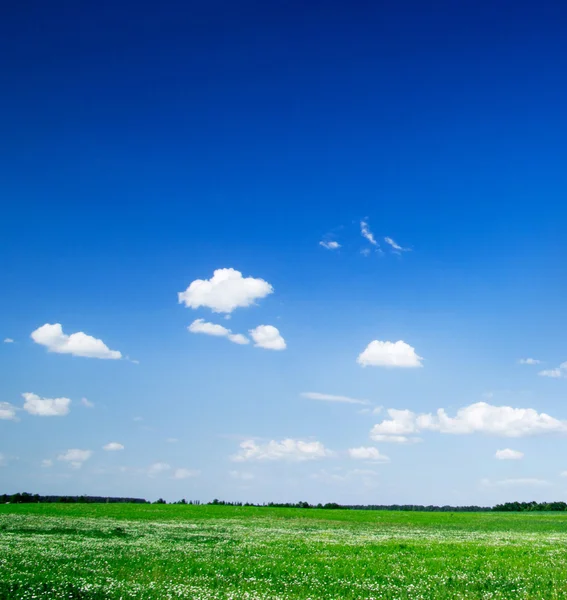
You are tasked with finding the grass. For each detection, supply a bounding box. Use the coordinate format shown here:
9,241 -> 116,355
2,504 -> 567,599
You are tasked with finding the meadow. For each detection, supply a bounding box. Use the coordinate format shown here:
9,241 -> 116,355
2,504 -> 567,599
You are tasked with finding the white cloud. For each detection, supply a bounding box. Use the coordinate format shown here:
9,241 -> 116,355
495,448 -> 524,460
22,393 -> 71,417
41,459 -> 53,468
384,237 -> 410,252
166,437 -> 179,444
133,416 -> 143,422
0,402 -> 17,421
103,442 -> 124,451
348,447 -> 390,463
482,478 -> 551,487
357,340 -> 423,368
372,402 -> 567,441
4,338 -> 14,343
81,397 -> 94,408
173,468 -> 200,479
229,470 -> 255,481
188,319 -> 250,345
519,358 -> 541,365
249,325 -> 286,350
539,368 -> 564,378
0,454 -> 5,467
560,471 -> 567,477
58,449 -> 92,469
360,220 -> 378,247
178,268 -> 273,314
301,392 -> 369,406
231,439 -> 334,462
319,240 -> 341,250
148,462 -> 171,477
31,323 -> 121,359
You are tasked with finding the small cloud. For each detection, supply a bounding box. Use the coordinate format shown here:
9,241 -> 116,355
188,319 -> 250,345
231,439 -> 334,462
166,437 -> 179,444
103,442 -> 124,451
229,470 -> 254,481
301,392 -> 370,406
81,397 -> 94,408
148,462 -> 171,477
58,449 -> 92,469
249,325 -> 286,350
348,447 -> 390,463
173,468 -> 200,479
482,477 -> 551,487
319,240 -> 341,250
41,459 -> 53,468
519,358 -> 541,365
384,237 -> 410,253
31,323 -> 121,360
539,368 -> 564,378
22,393 -> 71,417
178,268 -> 273,314
560,471 -> 567,478
357,340 -> 423,368
495,448 -> 524,460
3,338 -> 14,344
0,454 -> 5,467
133,416 -> 143,422
0,402 -> 18,421
360,220 -> 378,247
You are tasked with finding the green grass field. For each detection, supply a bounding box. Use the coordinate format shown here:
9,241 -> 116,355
2,504 -> 567,599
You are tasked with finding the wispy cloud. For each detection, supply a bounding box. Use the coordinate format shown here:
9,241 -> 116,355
360,220 -> 378,247
539,362 -> 567,378
3,338 -> 14,344
301,392 -> 370,406
519,358 -> 541,365
384,236 -> 410,253
319,240 -> 341,250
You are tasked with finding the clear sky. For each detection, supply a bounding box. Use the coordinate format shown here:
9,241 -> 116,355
1,0 -> 567,504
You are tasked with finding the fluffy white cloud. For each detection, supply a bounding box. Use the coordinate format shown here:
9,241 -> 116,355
301,392 -> 369,405
229,470 -> 255,481
188,319 -> 250,345
372,402 -> 567,441
384,237 -> 410,252
58,449 -> 92,469
178,268 -> 273,314
495,448 -> 524,460
148,462 -> 171,477
4,338 -> 14,343
103,442 -> 124,451
0,402 -> 17,421
41,459 -> 53,468
249,325 -> 286,350
231,439 -> 334,462
348,447 -> 390,463
360,220 -> 378,246
31,323 -> 121,359
357,340 -> 423,368
519,358 -> 541,365
22,393 -> 71,417
319,240 -> 341,250
173,468 -> 200,479
81,397 -> 94,408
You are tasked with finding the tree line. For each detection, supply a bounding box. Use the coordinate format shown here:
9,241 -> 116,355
3,493 -> 566,512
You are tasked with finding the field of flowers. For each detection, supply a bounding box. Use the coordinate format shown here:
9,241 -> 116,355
2,504 -> 567,599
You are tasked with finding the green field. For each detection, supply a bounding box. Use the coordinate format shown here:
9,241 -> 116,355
2,504 -> 567,599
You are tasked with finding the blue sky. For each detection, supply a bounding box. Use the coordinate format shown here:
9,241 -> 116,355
1,0 -> 567,504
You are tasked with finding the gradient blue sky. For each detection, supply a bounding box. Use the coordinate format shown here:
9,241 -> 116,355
2,0 -> 567,504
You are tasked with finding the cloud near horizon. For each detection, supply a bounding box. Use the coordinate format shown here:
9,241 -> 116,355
371,402 -> 567,442
231,439 -> 334,462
